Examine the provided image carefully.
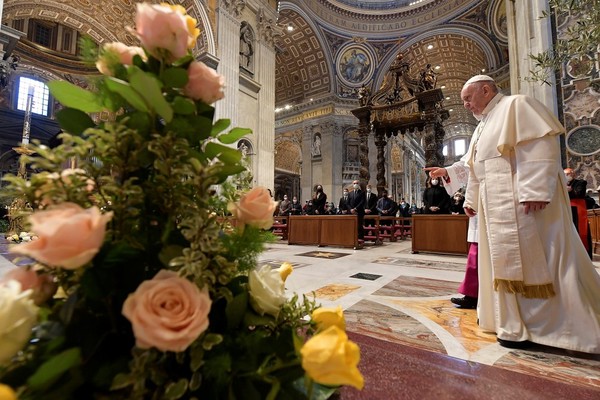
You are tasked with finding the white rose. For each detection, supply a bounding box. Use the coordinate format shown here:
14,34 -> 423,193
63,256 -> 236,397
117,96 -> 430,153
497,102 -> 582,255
6,236 -> 14,242
0,281 -> 38,365
248,265 -> 287,318
19,232 -> 28,238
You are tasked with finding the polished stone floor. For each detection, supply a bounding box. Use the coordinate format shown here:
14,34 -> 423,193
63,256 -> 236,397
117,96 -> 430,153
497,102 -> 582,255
259,240 -> 600,399
2,238 -> 600,398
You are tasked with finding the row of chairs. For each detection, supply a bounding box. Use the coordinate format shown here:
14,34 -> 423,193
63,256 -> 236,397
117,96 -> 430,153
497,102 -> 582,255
271,215 -> 412,243
363,215 -> 412,243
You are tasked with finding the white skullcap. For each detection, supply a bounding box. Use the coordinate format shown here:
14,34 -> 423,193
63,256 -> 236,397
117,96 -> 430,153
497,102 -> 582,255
463,75 -> 495,86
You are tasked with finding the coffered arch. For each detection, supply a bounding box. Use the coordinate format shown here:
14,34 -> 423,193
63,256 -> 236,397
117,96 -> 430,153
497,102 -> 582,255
3,0 -> 215,55
274,7 -> 332,108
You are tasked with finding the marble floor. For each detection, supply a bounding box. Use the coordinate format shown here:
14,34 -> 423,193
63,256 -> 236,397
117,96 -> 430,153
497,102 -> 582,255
259,239 -> 600,399
2,239 -> 600,398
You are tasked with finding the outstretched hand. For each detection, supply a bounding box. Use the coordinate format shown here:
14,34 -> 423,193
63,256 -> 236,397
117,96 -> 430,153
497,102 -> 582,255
423,166 -> 447,179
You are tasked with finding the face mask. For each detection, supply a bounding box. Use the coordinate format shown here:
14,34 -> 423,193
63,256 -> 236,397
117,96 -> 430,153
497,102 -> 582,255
343,192 -> 348,196
293,200 -> 297,203
431,179 -> 438,185
353,184 -> 359,189
284,197 -> 288,200
566,176 -> 573,182
367,189 -> 371,194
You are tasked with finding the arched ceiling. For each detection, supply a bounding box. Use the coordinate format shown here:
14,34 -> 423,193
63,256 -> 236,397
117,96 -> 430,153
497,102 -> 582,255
2,0 -> 507,138
275,0 -> 509,137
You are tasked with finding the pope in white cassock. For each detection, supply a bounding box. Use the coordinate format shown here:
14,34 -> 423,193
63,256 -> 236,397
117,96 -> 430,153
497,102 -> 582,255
461,75 -> 600,353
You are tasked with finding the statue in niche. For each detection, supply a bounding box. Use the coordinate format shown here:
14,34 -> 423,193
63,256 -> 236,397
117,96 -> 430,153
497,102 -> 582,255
312,133 -> 322,157
239,22 -> 254,69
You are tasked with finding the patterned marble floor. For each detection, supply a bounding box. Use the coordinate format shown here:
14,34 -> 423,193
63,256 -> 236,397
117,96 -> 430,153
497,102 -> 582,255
2,239 -> 600,398
259,240 -> 600,396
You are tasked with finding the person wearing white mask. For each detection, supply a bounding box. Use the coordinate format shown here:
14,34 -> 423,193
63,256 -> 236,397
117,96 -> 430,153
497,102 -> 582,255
422,176 -> 450,214
461,74 -> 600,352
348,180 -> 365,240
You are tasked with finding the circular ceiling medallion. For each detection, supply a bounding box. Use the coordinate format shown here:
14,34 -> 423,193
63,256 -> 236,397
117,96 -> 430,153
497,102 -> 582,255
566,125 -> 600,155
336,44 -> 374,86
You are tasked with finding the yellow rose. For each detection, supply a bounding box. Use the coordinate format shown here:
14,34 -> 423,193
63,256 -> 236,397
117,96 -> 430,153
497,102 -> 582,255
0,281 -> 39,366
301,326 -> 364,390
0,384 -> 17,400
277,262 -> 293,282
312,306 -> 345,331
227,187 -> 277,230
248,265 -> 287,318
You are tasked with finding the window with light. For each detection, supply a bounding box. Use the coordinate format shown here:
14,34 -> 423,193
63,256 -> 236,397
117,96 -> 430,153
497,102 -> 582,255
454,138 -> 466,156
16,77 -> 50,116
442,144 -> 448,156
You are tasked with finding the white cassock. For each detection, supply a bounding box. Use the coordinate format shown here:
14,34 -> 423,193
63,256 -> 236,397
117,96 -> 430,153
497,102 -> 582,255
464,93 -> 600,353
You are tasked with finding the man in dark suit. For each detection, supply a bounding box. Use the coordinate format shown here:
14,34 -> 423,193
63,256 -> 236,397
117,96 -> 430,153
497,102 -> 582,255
338,188 -> 350,214
364,185 -> 378,226
348,179 -> 365,240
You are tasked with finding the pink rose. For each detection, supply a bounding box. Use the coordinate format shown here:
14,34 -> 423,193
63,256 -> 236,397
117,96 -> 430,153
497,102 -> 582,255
10,203 -> 113,270
133,3 -> 199,62
96,42 -> 145,76
227,187 -> 277,230
0,268 -> 57,306
122,270 -> 211,352
183,61 -> 225,104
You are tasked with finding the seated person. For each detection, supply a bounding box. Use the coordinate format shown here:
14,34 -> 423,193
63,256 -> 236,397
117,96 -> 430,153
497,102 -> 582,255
449,190 -> 465,215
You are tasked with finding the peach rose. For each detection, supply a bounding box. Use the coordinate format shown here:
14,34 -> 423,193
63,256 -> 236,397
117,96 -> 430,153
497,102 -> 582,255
122,270 -> 211,352
183,61 -> 225,104
133,3 -> 199,62
10,203 -> 113,270
96,42 -> 146,76
301,325 -> 364,390
227,187 -> 276,230
0,268 -> 57,306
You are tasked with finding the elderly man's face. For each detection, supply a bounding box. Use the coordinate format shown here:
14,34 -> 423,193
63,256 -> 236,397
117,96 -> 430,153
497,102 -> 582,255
461,82 -> 494,117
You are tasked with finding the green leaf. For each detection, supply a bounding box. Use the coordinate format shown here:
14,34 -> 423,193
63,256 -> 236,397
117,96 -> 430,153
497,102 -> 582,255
205,142 -> 242,164
226,291 -> 248,329
47,81 -> 105,113
218,127 -> 253,144
243,310 -> 277,328
163,67 -> 189,88
105,77 -> 149,113
202,333 -> 224,351
214,164 -> 248,184
172,96 -> 196,115
172,54 -> 194,68
160,244 -> 184,267
129,67 -> 173,123
211,119 -> 231,137
27,347 -> 82,391
55,108 -> 95,136
164,378 -> 189,400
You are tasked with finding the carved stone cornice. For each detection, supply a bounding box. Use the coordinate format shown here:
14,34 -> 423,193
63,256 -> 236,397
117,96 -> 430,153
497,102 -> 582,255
257,8 -> 278,48
220,0 -> 246,19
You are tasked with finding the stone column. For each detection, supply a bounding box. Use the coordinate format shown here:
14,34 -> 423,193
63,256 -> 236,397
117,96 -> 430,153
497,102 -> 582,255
214,1 -> 245,125
506,0 -> 557,111
254,7 -> 277,190
301,125 -> 314,202
374,129 -> 387,194
351,107 -> 371,186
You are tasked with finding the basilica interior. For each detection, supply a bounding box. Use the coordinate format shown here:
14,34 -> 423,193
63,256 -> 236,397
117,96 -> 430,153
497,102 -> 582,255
0,0 -> 600,398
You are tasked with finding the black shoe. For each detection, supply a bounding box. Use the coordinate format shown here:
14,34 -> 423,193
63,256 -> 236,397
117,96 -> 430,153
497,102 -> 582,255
450,295 -> 478,309
497,338 -> 532,349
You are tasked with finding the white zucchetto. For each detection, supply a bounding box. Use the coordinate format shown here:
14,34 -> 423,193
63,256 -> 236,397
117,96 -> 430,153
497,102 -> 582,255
463,75 -> 496,86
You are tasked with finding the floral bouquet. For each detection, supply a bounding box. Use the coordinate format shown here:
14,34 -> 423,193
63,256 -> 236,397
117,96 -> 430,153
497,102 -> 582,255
0,3 -> 363,399
4,232 -> 38,244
